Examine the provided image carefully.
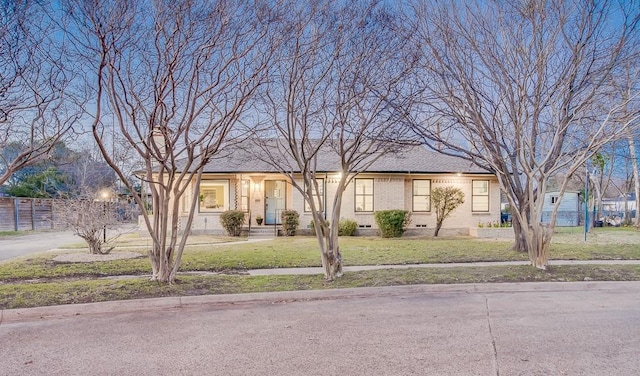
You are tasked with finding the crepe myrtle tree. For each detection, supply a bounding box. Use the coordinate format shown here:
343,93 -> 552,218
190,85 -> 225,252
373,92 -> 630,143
405,0 -> 640,269
252,0 -> 417,281
65,0 -> 275,282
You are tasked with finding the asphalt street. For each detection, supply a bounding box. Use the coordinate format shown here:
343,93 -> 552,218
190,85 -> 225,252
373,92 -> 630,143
1,282 -> 638,375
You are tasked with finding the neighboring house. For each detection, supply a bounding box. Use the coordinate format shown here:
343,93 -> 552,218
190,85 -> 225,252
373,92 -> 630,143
602,193 -> 637,220
153,145 -> 501,236
541,191 -> 581,227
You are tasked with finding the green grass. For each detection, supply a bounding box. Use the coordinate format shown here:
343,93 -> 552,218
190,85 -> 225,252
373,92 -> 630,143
2,264 -> 639,309
2,228 -> 639,310
2,234 -> 640,281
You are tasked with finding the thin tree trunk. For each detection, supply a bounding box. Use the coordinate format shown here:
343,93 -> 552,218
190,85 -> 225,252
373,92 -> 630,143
628,136 -> 640,227
433,222 -> 443,237
510,209 -> 528,253
320,180 -> 345,281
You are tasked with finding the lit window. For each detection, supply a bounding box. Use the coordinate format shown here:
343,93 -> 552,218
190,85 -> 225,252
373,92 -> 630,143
199,180 -> 229,212
472,180 -> 489,212
305,178 -> 324,212
413,180 -> 431,212
355,179 -> 374,212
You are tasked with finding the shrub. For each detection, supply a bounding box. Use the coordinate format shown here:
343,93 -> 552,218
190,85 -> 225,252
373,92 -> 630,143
280,210 -> 300,236
338,219 -> 357,236
374,210 -> 411,238
432,186 -> 465,237
220,210 -> 245,236
310,219 -> 330,236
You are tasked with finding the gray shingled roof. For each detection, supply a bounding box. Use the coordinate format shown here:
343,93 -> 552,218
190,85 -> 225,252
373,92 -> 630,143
201,144 -> 490,174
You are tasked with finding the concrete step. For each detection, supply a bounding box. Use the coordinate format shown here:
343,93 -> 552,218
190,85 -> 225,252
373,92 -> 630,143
247,226 -> 278,238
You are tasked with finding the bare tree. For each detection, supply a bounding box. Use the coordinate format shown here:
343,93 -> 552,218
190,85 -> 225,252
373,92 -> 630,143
431,186 -> 464,237
627,137 -> 640,226
0,1 -> 79,186
66,0 -> 273,282
616,66 -> 640,226
406,0 -> 640,269
253,0 -> 416,280
57,188 -> 129,254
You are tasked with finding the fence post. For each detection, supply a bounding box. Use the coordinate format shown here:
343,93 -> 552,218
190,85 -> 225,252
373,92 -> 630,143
51,199 -> 55,229
14,198 -> 19,231
31,198 -> 36,230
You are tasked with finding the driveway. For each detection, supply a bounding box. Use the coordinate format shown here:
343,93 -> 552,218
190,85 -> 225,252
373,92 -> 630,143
1,282 -> 638,375
0,231 -> 81,261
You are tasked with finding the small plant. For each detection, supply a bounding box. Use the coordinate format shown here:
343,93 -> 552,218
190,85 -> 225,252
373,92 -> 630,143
220,210 -> 245,236
338,219 -> 357,236
280,210 -> 299,236
255,215 -> 263,225
310,219 -> 330,236
478,221 -> 484,228
374,210 -> 411,238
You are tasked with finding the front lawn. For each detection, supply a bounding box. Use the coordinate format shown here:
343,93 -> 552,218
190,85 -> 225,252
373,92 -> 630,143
1,227 -> 638,310
2,231 -> 640,281
2,265 -> 640,309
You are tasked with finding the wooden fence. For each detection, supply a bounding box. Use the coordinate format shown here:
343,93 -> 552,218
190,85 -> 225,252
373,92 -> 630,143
0,197 -> 68,231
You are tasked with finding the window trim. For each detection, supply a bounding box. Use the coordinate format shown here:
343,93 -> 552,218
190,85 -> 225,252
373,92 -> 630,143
354,178 -> 374,212
472,179 -> 490,212
412,179 -> 431,212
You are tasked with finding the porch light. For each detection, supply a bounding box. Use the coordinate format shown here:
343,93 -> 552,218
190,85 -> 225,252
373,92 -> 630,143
253,182 -> 261,192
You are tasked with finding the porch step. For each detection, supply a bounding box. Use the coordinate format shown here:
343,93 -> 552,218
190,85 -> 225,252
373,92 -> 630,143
247,226 -> 278,239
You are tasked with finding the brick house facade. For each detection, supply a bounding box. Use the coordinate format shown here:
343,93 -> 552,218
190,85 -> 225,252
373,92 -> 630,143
150,145 -> 501,236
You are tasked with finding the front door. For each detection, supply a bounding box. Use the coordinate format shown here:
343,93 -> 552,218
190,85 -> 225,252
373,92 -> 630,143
264,180 -> 286,225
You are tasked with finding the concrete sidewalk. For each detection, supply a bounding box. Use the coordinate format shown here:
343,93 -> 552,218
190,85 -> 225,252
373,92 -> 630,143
246,259 -> 640,275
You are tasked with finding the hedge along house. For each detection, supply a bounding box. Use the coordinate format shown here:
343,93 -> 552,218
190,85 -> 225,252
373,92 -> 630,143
155,145 -> 501,236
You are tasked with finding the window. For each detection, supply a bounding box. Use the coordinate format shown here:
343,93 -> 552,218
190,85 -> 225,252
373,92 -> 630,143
240,179 -> 250,212
472,180 -> 489,212
304,178 -> 324,212
355,179 -> 374,212
412,180 -> 431,212
199,180 -> 229,212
